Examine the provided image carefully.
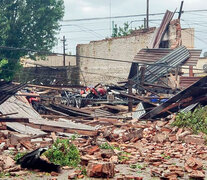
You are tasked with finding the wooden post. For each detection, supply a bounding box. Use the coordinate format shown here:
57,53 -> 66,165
128,80 -> 133,112
189,66 -> 194,77
175,66 -> 179,89
140,66 -> 146,85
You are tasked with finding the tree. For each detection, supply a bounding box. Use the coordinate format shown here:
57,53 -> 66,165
0,0 -> 64,80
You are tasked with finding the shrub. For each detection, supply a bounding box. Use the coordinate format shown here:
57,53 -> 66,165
44,138 -> 80,167
172,106 -> 207,134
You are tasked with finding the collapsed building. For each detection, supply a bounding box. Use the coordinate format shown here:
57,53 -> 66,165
1,10 -> 207,180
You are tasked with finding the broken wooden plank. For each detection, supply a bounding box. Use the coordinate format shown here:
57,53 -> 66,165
140,76 -> 207,120
0,117 -> 29,123
51,104 -> 93,117
26,122 -> 97,136
120,92 -> 156,106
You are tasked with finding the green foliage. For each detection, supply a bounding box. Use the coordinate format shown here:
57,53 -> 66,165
161,153 -> 171,160
44,138 -> 80,167
118,151 -> 131,162
130,163 -> 143,169
99,142 -> 114,150
112,22 -> 144,37
0,172 -> 11,178
14,152 -> 27,162
172,106 -> 207,134
81,167 -> 87,176
112,22 -> 132,37
0,0 -> 64,80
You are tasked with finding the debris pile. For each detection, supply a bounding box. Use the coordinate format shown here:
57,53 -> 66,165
0,8 -> 207,180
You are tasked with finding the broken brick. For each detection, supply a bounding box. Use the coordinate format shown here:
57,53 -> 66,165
188,170 -> 205,179
101,149 -> 114,159
87,145 -> 100,155
184,135 -> 205,145
185,157 -> 203,170
152,133 -> 168,143
87,161 -> 115,178
1,155 -> 15,169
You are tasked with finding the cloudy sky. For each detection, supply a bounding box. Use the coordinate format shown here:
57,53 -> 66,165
54,0 -> 207,54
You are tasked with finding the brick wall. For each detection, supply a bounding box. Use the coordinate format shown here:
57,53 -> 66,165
77,28 -> 155,86
15,66 -> 80,86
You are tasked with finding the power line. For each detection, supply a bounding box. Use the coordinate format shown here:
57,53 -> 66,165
0,45 -> 204,69
61,24 -> 104,39
62,12 -> 165,22
61,9 -> 207,22
181,19 -> 207,48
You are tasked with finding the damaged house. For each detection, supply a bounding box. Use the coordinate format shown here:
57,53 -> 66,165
76,10 -> 197,87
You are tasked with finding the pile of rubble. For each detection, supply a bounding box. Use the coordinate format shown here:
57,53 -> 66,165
1,111 -> 207,179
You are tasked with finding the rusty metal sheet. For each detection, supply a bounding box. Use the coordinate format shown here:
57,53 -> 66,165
133,49 -> 201,66
179,76 -> 201,89
149,10 -> 175,48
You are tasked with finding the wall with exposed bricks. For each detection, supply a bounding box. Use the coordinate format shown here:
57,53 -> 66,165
76,27 -> 195,86
76,28 -> 156,86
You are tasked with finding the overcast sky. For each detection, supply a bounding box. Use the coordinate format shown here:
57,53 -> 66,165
54,0 -> 207,54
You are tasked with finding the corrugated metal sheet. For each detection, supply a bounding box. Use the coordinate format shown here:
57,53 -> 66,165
133,48 -> 201,66
180,103 -> 198,113
6,122 -> 46,135
0,96 -> 44,122
93,109 -> 114,117
179,76 -> 201,89
0,96 -> 96,132
0,81 -> 25,105
149,10 -> 174,48
132,46 -> 191,84
132,102 -> 146,119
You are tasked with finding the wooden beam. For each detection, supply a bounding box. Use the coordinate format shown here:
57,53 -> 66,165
26,122 -> 97,136
0,118 -> 29,123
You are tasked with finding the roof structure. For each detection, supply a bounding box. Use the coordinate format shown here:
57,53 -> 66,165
133,48 -> 202,66
130,46 -> 193,85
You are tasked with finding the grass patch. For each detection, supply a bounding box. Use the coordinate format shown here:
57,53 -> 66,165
118,151 -> 131,162
14,152 -> 27,162
99,142 -> 114,150
44,138 -> 80,167
130,163 -> 147,170
172,106 -> 207,134
130,164 -> 143,169
161,153 -> 171,160
0,172 -> 11,178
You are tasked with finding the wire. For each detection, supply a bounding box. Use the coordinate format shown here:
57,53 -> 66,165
0,45 -> 204,69
1,62 -> 128,81
62,24 -> 104,39
61,9 -> 207,22
62,12 -> 166,22
181,19 -> 207,46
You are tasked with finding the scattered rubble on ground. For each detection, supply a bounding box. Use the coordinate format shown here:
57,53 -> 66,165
1,9 -> 207,180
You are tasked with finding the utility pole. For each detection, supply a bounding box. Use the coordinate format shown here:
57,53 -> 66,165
146,0 -> 149,29
109,0 -> 112,36
178,1 -> 184,19
61,36 -> 66,66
